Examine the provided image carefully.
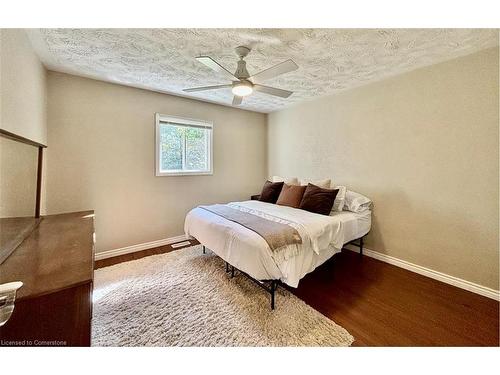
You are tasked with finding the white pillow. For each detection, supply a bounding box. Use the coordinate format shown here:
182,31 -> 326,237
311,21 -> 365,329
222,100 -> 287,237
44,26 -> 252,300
271,176 -> 299,185
299,178 -> 331,188
343,190 -> 372,213
331,185 -> 347,212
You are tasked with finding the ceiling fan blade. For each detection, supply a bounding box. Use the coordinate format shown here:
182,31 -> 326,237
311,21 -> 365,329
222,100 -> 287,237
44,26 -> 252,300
196,56 -> 239,82
232,96 -> 243,106
183,84 -> 232,93
249,59 -> 298,83
254,84 -> 293,98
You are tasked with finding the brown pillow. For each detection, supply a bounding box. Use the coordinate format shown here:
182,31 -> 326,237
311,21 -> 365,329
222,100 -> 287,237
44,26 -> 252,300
259,180 -> 284,203
299,183 -> 339,215
276,183 -> 307,208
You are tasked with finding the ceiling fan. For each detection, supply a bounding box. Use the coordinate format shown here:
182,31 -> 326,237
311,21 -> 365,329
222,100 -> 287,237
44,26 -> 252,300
183,46 -> 299,106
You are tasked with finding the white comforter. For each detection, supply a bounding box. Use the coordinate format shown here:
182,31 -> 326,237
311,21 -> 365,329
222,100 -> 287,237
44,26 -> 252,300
184,200 -> 349,287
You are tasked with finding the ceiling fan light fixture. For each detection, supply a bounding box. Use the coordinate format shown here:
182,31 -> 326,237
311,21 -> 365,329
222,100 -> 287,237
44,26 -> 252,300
232,81 -> 253,97
185,47 -> 298,105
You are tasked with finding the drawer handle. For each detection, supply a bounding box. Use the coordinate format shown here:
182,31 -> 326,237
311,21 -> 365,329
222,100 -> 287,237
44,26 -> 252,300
0,281 -> 23,327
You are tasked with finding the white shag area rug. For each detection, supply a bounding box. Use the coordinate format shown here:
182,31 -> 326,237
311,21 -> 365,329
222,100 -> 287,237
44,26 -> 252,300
92,245 -> 354,346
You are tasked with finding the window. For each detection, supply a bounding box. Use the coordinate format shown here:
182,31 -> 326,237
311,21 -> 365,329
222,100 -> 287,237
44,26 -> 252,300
155,114 -> 213,176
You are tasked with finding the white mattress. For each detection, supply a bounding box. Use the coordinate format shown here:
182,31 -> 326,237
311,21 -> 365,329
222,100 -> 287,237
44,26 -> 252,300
330,210 -> 371,244
185,201 -> 371,287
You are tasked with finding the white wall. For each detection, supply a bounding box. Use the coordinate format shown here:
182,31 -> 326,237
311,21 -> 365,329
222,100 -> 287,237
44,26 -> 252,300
0,29 -> 47,145
268,47 -> 499,290
45,72 -> 267,253
0,29 -> 47,218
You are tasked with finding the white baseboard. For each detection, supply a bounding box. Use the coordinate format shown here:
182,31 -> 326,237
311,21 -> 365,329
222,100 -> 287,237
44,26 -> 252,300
95,235 -> 498,301
95,234 -> 191,261
344,244 -> 500,301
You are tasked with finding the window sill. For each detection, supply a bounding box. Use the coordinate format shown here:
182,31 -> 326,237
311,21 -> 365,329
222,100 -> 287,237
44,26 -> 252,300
156,171 -> 213,177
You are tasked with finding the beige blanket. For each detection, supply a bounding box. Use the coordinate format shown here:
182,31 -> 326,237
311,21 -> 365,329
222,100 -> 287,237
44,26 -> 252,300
199,204 -> 302,251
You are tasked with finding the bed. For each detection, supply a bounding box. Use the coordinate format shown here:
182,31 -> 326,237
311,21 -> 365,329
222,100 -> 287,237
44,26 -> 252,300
184,199 -> 371,308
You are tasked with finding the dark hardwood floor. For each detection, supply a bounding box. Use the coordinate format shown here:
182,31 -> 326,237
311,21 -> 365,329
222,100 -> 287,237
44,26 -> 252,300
95,241 -> 190,268
95,241 -> 499,346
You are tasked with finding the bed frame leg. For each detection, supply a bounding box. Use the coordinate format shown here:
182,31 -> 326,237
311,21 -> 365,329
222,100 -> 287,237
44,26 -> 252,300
359,237 -> 364,256
202,245 -> 206,254
270,280 -> 276,310
225,261 -> 229,273
231,265 -> 235,278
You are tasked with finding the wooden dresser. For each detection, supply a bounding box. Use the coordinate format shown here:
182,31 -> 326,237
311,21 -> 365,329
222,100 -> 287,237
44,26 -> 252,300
0,211 -> 95,346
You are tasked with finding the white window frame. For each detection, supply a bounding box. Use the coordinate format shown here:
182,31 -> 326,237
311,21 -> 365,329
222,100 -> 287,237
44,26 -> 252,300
155,113 -> 213,176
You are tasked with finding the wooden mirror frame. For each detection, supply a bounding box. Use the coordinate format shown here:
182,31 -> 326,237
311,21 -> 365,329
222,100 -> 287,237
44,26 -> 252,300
0,129 -> 47,263
0,129 -> 46,218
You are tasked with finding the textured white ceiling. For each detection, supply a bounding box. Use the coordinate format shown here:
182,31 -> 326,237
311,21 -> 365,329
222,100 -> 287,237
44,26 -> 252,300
28,29 -> 498,113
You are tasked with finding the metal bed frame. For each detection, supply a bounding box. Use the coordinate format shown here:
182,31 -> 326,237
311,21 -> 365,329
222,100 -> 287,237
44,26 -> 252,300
200,235 -> 365,310
345,236 -> 364,256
